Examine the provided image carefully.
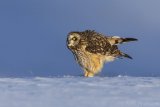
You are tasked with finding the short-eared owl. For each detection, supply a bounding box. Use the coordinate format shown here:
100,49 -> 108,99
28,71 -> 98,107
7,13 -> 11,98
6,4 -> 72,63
67,30 -> 137,77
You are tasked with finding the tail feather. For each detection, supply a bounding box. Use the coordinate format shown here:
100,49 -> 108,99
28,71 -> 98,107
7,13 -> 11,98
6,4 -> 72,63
108,36 -> 138,45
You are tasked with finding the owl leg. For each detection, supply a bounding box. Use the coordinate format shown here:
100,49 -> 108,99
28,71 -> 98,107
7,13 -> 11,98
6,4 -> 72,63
84,71 -> 89,77
87,72 -> 95,77
84,70 -> 95,77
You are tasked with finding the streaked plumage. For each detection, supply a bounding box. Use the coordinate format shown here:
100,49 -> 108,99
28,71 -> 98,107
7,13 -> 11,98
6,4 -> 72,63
67,30 -> 137,77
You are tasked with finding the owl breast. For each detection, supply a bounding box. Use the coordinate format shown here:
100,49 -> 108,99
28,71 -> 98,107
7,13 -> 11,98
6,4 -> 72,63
73,49 -> 89,69
73,47 -> 104,74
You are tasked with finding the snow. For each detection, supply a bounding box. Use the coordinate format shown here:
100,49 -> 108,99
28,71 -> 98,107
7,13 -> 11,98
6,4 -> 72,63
0,76 -> 160,107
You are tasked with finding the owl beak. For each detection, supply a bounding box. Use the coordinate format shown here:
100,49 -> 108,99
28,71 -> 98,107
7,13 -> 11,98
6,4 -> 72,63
68,44 -> 74,49
67,38 -> 71,47
68,43 -> 72,47
68,43 -> 76,50
67,39 -> 74,47
67,42 -> 72,48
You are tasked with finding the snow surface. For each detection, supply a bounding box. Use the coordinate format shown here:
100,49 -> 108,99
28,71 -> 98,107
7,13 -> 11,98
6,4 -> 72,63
0,76 -> 160,107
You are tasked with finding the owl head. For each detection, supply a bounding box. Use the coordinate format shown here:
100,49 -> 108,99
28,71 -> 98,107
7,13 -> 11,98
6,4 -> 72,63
67,32 -> 81,49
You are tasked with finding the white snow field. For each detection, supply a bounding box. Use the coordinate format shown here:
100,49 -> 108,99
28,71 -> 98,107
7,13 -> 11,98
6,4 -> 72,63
0,76 -> 160,107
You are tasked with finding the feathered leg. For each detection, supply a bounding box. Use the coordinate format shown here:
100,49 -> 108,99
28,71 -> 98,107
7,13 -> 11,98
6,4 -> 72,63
84,70 -> 95,77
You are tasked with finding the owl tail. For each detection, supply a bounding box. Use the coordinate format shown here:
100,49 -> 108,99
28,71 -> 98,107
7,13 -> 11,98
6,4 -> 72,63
108,36 -> 138,45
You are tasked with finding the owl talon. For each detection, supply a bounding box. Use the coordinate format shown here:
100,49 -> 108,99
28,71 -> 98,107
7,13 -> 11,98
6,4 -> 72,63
84,71 -> 89,77
84,71 -> 95,77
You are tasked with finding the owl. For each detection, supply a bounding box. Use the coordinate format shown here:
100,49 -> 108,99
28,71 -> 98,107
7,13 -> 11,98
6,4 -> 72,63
67,30 -> 137,77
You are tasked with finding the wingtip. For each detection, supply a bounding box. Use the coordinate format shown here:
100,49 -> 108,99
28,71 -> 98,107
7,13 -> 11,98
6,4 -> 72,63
125,54 -> 133,59
121,52 -> 133,59
125,38 -> 138,42
132,38 -> 138,41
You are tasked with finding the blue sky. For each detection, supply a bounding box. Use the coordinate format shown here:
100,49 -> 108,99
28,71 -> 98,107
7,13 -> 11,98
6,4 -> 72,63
0,0 -> 160,77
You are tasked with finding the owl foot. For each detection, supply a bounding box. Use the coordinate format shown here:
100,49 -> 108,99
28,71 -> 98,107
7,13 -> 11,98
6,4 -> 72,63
84,71 -> 95,77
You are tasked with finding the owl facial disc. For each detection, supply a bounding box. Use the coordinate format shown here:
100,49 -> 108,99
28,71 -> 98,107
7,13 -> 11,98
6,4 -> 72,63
67,33 -> 80,48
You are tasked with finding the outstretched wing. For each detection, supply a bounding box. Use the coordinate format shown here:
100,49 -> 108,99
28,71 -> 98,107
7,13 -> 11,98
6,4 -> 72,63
85,34 -> 117,55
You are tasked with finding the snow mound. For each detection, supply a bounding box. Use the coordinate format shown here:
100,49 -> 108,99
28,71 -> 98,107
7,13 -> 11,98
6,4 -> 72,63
0,76 -> 160,107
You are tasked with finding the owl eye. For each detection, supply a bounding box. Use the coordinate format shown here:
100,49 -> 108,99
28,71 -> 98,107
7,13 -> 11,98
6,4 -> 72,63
72,37 -> 77,41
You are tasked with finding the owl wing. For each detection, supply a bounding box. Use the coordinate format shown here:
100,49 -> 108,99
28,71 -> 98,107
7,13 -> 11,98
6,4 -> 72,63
85,35 -> 118,55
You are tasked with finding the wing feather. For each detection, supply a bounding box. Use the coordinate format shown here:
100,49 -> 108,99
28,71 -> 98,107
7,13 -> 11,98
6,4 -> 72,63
85,34 -> 117,55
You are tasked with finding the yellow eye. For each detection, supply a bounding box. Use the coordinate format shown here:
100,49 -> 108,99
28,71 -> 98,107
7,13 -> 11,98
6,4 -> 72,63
72,37 -> 77,41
